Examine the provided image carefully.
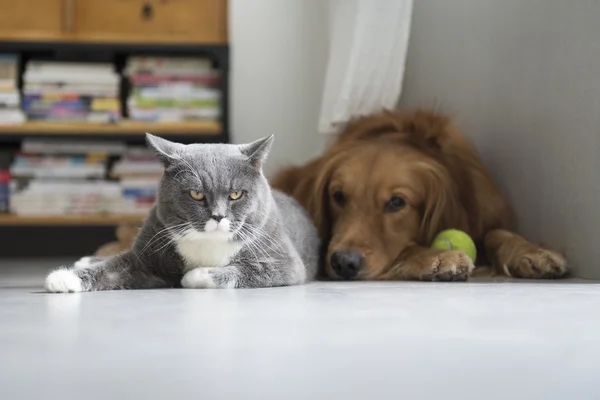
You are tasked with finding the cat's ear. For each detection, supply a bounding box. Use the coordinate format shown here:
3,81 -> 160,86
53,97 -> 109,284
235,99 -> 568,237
239,135 -> 274,168
146,133 -> 183,167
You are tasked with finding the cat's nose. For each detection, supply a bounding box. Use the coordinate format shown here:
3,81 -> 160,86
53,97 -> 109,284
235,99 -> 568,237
211,214 -> 225,222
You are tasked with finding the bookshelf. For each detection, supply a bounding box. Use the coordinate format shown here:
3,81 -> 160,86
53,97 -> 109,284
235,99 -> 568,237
0,1 -> 229,256
0,214 -> 146,226
0,120 -> 221,134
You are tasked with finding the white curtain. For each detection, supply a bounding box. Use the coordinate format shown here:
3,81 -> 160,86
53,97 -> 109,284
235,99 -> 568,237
318,0 -> 414,134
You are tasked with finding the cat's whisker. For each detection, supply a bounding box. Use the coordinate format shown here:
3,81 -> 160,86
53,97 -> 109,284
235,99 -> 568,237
235,228 -> 261,262
150,238 -> 176,256
239,227 -> 273,262
142,221 -> 190,246
239,225 -> 282,261
245,228 -> 281,254
139,221 -> 192,256
148,225 -> 193,257
237,227 -> 269,262
171,152 -> 203,184
256,208 -> 283,223
254,208 -> 286,229
139,222 -> 193,257
244,224 -> 287,257
173,168 -> 191,180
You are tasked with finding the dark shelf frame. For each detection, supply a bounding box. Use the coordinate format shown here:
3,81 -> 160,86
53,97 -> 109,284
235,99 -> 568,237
0,131 -> 225,144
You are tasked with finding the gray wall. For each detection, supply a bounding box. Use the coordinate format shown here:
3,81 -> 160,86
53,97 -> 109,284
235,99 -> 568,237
229,0 -> 328,177
400,0 -> 600,278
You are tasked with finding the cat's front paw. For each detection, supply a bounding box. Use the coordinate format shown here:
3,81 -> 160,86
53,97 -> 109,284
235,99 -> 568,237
74,256 -> 93,269
45,269 -> 83,293
74,256 -> 106,269
181,268 -> 216,289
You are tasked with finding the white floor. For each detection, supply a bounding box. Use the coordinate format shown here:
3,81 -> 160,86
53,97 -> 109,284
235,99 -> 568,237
1,259 -> 599,400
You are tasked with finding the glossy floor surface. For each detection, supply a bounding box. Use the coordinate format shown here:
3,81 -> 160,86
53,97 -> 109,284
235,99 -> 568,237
1,259 -> 599,400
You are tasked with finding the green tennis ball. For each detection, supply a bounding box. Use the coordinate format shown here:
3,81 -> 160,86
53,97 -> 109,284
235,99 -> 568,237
430,229 -> 477,262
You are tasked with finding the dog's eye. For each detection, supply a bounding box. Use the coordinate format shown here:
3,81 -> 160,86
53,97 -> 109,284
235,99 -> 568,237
332,190 -> 346,206
385,196 -> 406,212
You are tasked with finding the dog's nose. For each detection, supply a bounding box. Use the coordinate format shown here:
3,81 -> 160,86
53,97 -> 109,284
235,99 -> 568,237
330,250 -> 364,280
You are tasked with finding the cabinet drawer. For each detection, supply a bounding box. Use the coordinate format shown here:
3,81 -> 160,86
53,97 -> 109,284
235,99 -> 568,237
0,0 -> 63,40
72,0 -> 227,44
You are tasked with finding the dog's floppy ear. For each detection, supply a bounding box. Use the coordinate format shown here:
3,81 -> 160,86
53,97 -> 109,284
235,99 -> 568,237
307,160 -> 334,241
418,162 -> 470,244
399,110 -> 504,237
271,155 -> 335,242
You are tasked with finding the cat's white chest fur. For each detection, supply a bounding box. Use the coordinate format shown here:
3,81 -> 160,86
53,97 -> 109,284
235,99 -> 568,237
175,230 -> 242,270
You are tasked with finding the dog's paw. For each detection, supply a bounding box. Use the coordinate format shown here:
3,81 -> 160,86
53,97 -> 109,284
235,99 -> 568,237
181,268 -> 216,289
45,269 -> 83,293
417,250 -> 475,282
505,248 -> 568,279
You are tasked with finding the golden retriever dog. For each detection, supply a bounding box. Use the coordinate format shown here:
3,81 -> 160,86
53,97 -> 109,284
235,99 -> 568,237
272,109 -> 568,281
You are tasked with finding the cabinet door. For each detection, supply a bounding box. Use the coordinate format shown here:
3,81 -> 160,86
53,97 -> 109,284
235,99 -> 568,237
0,0 -> 64,40
73,0 -> 227,44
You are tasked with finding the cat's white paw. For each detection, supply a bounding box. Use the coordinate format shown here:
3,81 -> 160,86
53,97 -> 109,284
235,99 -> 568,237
45,269 -> 83,293
74,257 -> 93,269
181,268 -> 216,289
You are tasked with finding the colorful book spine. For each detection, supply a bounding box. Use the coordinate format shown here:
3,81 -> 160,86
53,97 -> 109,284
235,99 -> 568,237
24,93 -> 84,101
23,99 -> 91,111
130,74 -> 220,85
126,57 -> 212,72
128,98 -> 218,108
0,171 -> 9,213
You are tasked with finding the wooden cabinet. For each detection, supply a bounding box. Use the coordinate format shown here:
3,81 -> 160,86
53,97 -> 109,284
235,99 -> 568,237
74,0 -> 227,43
0,0 -> 227,44
0,0 -> 64,40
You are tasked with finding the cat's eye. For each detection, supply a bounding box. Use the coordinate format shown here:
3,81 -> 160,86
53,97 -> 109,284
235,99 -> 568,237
189,190 -> 205,201
229,191 -> 244,201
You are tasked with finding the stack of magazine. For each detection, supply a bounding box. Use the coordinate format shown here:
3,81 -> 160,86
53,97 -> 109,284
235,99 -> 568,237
22,61 -> 121,123
126,56 -> 220,122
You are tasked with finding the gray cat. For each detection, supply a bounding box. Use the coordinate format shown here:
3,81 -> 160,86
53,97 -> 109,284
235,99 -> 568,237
44,134 -> 320,292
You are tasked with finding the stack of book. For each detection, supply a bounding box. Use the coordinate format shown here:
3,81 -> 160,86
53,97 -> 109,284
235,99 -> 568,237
125,56 -> 220,122
0,54 -> 25,125
9,140 -> 162,216
22,61 -> 121,123
110,146 -> 163,215
10,139 -> 125,216
10,181 -> 123,216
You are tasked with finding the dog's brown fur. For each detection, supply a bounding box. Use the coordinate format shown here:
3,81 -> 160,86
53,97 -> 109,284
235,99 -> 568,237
272,109 -> 567,281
